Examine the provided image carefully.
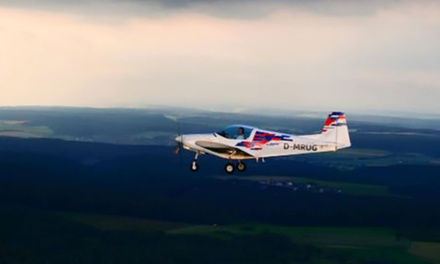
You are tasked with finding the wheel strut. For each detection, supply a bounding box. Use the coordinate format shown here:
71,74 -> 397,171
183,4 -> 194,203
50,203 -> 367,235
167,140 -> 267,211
236,161 -> 246,172
190,152 -> 200,172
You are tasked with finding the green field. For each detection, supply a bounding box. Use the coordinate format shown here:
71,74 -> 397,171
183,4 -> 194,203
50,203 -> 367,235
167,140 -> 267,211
0,204 -> 434,264
57,211 -> 188,232
409,242 -> 440,264
215,175 -> 392,197
0,120 -> 53,138
54,210 -> 435,263
168,224 -> 400,247
169,224 -> 430,264
292,147 -> 440,169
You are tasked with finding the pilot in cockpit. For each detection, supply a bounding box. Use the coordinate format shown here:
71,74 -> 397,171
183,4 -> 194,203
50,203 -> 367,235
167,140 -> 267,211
237,127 -> 245,140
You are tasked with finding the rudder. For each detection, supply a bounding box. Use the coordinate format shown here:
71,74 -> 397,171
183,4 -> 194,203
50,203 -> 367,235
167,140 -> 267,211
320,112 -> 351,149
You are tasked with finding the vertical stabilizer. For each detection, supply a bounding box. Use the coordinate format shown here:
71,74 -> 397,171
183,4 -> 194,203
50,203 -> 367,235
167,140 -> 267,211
320,112 -> 351,149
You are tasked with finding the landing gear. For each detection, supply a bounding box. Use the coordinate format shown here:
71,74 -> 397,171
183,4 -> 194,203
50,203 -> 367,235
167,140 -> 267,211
236,161 -> 246,172
188,152 -> 246,174
190,161 -> 199,172
224,161 -> 246,174
225,163 -> 235,174
190,152 -> 199,172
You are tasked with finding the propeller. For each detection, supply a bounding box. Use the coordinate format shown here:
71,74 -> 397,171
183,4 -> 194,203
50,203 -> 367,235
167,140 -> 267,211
174,135 -> 183,154
173,121 -> 184,158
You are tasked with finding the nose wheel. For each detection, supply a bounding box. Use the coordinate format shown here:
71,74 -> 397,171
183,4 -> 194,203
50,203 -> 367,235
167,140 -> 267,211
190,161 -> 199,172
190,153 -> 199,172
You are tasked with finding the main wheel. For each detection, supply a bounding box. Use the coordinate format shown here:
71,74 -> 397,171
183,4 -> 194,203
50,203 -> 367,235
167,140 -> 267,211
236,162 -> 246,172
224,163 -> 234,174
190,161 -> 199,172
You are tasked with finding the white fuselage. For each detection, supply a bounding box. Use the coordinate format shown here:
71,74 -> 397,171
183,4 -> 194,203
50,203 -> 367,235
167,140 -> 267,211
177,128 -> 339,161
175,112 -> 351,173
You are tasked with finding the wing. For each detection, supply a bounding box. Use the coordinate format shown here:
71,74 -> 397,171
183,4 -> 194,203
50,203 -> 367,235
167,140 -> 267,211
195,140 -> 255,159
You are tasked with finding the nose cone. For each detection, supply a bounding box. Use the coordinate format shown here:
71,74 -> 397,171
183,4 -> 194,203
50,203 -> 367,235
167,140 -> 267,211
175,136 -> 182,143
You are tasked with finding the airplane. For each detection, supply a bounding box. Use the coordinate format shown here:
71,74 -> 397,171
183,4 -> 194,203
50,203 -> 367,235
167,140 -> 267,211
174,112 -> 351,173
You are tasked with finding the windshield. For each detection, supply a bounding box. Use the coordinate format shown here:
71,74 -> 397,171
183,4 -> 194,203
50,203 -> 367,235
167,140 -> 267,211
217,125 -> 253,140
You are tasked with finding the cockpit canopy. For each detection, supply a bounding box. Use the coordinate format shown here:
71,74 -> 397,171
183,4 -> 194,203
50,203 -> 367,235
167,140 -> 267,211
217,125 -> 254,140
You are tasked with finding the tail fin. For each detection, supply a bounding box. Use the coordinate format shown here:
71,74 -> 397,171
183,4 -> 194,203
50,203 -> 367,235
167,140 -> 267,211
320,112 -> 351,149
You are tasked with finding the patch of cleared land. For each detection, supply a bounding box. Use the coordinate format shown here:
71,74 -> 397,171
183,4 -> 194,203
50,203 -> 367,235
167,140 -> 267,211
0,120 -> 53,138
409,242 -> 440,263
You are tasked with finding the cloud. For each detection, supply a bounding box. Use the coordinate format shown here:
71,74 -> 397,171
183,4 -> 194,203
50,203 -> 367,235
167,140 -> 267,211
1,1 -> 440,113
1,0 -> 436,19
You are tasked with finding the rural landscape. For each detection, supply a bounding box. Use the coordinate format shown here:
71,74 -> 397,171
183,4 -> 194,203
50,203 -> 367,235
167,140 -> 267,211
1,107 -> 440,263
3,0 -> 440,262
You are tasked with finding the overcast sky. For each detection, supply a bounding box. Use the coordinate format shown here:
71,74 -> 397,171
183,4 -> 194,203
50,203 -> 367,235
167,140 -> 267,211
1,0 -> 440,114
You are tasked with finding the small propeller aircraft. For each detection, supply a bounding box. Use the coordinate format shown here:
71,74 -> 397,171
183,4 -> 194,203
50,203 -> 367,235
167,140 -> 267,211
175,112 -> 351,173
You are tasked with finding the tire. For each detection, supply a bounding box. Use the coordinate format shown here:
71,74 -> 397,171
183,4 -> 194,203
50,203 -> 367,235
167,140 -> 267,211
190,161 -> 199,172
225,163 -> 234,174
236,162 -> 246,172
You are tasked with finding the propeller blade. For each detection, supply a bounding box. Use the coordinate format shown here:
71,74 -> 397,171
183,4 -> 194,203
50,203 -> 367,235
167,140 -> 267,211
174,144 -> 181,155
173,120 -> 184,164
